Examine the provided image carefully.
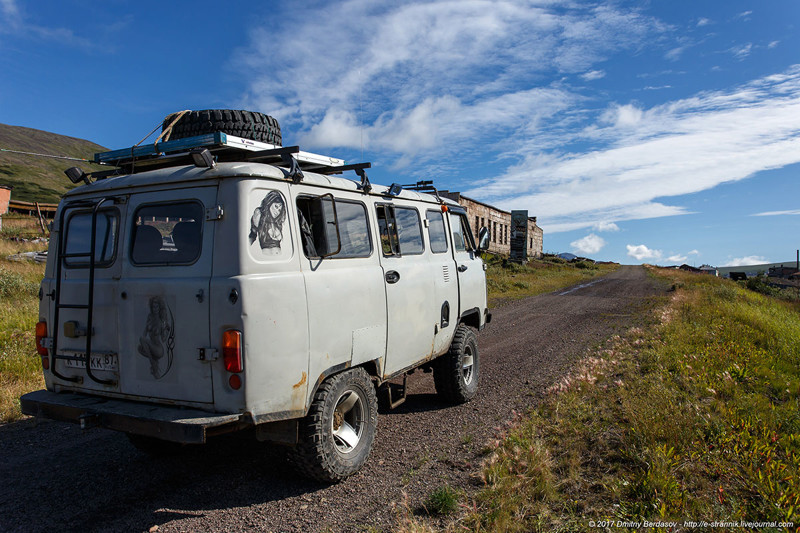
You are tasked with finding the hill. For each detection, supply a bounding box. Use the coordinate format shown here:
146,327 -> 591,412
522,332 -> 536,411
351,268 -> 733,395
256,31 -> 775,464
0,123 -> 108,203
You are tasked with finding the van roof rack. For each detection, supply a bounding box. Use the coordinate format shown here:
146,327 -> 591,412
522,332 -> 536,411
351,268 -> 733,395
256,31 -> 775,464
90,132 -> 370,180
400,180 -> 444,203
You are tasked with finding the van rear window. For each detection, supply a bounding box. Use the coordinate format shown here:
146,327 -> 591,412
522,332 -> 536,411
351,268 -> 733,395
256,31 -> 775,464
63,208 -> 118,267
131,202 -> 203,265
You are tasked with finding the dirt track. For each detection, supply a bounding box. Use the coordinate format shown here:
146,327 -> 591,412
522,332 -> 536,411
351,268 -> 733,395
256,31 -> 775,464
0,265 -> 665,532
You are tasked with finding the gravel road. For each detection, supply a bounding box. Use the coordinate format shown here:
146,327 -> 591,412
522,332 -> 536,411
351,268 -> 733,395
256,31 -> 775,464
0,265 -> 665,533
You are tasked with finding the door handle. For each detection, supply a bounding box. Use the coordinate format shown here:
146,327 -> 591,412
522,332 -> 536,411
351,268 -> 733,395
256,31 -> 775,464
385,270 -> 400,284
458,265 -> 468,272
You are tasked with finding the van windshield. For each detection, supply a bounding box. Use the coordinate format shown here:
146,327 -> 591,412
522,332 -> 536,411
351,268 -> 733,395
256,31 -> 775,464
131,202 -> 203,265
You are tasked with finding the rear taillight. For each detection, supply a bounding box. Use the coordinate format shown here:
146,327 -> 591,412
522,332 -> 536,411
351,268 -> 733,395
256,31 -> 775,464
222,329 -> 243,373
36,321 -> 49,369
35,321 -> 48,356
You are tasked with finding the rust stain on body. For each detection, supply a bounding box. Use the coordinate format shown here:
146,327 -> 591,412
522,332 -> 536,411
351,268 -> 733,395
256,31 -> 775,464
292,372 -> 307,389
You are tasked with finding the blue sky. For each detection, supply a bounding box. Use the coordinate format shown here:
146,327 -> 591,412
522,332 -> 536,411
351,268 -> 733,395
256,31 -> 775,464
1,0 -> 798,266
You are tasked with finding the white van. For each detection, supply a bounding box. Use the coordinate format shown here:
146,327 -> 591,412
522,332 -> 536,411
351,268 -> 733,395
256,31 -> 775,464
21,110 -> 491,481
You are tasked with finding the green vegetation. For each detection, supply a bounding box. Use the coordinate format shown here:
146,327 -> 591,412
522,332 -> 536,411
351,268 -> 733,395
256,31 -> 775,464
423,486 -> 461,516
0,227 -> 45,421
742,272 -> 800,302
485,254 -> 616,307
0,123 -> 107,203
406,267 -> 800,532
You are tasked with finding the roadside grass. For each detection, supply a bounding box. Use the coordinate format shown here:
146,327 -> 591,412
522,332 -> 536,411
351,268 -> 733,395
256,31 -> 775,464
402,267 -> 800,532
485,255 -> 617,307
0,216 -> 46,422
0,213 -> 48,240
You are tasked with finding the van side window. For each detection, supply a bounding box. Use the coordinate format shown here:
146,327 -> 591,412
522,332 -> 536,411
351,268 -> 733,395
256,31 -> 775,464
377,205 -> 424,256
377,205 -> 398,255
63,208 -> 119,267
297,196 -> 371,259
426,210 -> 448,254
395,208 -> 423,254
131,202 -> 203,265
452,213 -> 474,253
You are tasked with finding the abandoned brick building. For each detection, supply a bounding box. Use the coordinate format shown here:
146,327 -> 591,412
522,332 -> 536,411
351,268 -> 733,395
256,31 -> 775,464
442,191 -> 543,258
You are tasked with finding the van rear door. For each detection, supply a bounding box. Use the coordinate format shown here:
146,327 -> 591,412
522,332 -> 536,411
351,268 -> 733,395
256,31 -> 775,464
116,187 -> 217,404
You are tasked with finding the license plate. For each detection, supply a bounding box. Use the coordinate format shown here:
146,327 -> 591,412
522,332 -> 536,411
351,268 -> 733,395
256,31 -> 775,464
64,353 -> 118,372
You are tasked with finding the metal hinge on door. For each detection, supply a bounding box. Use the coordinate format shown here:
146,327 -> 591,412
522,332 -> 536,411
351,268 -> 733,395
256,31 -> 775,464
205,205 -> 224,221
198,348 -> 219,361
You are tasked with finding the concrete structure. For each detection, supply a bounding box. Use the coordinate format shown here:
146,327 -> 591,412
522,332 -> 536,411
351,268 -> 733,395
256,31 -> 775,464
0,185 -> 10,231
441,191 -> 543,258
0,185 -> 10,215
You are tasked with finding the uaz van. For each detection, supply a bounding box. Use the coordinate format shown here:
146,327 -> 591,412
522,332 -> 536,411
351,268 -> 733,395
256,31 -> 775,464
21,110 -> 491,481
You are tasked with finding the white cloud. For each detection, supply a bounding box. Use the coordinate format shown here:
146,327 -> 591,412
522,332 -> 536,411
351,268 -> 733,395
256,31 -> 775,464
752,209 -> 800,216
571,233 -> 606,255
466,65 -> 800,233
665,46 -> 686,61
239,1 -> 666,155
627,244 -> 662,262
736,11 -> 753,20
722,256 -> 768,267
0,0 -> 93,47
581,70 -> 606,81
601,103 -> 644,127
593,221 -> 619,232
666,249 -> 699,263
730,43 -> 753,60
769,40 -> 780,49
697,18 -> 711,27
235,5 -> 800,239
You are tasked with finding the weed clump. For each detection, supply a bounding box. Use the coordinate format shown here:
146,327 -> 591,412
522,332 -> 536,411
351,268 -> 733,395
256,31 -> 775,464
423,486 -> 460,516
0,267 -> 39,298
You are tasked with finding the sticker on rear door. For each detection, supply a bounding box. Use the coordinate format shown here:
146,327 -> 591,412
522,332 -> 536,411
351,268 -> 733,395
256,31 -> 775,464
137,296 -> 175,379
249,189 -> 291,259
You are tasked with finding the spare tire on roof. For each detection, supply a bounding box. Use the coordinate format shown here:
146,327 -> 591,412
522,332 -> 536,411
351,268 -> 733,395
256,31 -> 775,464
162,109 -> 282,146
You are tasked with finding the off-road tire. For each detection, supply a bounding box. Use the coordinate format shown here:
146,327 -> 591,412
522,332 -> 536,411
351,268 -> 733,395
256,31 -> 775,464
162,109 -> 282,146
126,433 -> 186,456
434,324 -> 479,404
290,367 -> 378,482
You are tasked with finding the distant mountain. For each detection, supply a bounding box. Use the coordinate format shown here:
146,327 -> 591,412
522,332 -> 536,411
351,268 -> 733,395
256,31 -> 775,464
0,123 -> 107,203
558,252 -> 577,261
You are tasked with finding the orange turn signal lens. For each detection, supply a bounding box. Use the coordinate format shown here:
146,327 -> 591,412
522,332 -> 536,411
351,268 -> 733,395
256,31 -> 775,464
222,329 -> 243,373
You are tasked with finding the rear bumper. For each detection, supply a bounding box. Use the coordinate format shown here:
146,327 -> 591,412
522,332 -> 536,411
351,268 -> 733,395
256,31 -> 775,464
20,389 -> 247,444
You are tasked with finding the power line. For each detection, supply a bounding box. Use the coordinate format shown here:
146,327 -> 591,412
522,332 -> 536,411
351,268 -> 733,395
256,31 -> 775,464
0,147 -> 105,164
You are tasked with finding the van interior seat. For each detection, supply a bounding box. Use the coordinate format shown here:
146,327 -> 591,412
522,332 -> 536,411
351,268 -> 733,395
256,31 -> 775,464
171,221 -> 200,262
132,224 -> 165,263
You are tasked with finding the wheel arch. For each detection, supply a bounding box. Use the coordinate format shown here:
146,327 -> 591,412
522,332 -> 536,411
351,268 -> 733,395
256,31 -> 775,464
305,359 -> 382,415
459,307 -> 482,330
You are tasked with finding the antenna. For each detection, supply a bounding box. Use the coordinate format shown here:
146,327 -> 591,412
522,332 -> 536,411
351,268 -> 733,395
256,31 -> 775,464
359,68 -> 364,162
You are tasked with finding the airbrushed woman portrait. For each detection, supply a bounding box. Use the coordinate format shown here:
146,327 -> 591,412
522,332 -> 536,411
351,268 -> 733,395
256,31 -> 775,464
249,190 -> 287,255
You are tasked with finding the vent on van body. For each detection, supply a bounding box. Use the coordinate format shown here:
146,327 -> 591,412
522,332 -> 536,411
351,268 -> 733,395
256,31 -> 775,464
443,265 -> 451,282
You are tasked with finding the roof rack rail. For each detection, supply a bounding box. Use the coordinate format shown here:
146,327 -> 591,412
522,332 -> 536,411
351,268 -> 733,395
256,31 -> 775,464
400,180 -> 444,203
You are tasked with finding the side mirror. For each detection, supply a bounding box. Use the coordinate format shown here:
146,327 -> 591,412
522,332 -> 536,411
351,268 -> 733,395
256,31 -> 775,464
478,226 -> 490,251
